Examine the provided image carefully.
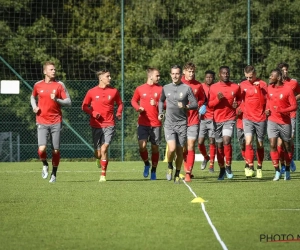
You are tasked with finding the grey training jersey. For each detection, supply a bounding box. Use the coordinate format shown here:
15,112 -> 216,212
159,82 -> 197,127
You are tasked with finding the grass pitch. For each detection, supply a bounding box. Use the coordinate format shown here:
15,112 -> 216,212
1,161 -> 300,250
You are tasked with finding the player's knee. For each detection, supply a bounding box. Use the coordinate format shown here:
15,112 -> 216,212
39,145 -> 46,152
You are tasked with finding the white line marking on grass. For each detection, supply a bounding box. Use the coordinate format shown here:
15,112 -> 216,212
273,209 -> 300,211
181,178 -> 228,250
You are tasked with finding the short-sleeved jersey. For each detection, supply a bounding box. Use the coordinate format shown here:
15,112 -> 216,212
283,77 -> 300,118
131,83 -> 162,127
158,82 -> 198,127
201,83 -> 214,120
239,79 -> 268,122
181,76 -> 205,126
208,81 -> 241,123
266,84 -> 297,125
32,80 -> 68,124
82,85 -> 123,128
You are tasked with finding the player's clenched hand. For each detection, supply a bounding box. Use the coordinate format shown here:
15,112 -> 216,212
92,111 -> 101,119
116,114 -> 122,120
137,107 -> 145,113
232,98 -> 237,108
33,107 -> 40,113
177,102 -> 184,109
265,109 -> 270,116
217,92 -> 224,100
158,113 -> 164,121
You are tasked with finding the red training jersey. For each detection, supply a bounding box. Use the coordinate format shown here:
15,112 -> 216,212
201,83 -> 214,120
283,77 -> 300,118
181,76 -> 205,126
32,80 -> 68,124
208,81 -> 241,123
82,85 -> 123,128
239,79 -> 268,122
131,83 -> 162,127
266,84 -> 297,124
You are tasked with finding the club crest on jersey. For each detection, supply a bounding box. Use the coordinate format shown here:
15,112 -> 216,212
154,93 -> 157,97
40,90 -> 44,93
143,93 -> 147,96
180,92 -> 183,98
231,91 -> 234,96
194,89 -> 197,94
255,89 -> 257,93
96,96 -> 99,99
108,95 -> 111,100
279,94 -> 283,99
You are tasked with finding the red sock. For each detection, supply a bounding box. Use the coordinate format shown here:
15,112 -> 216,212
140,150 -> 148,162
183,150 -> 188,163
52,151 -> 60,166
277,146 -> 285,164
186,150 -> 195,172
284,152 -> 292,166
101,159 -> 108,176
209,144 -> 216,167
245,145 -> 254,166
216,147 -> 225,167
270,151 -> 279,167
256,147 -> 264,166
198,144 -> 209,160
38,149 -> 47,160
151,152 -> 159,167
224,144 -> 232,166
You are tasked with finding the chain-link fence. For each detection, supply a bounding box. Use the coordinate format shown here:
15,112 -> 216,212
1,0 -> 300,161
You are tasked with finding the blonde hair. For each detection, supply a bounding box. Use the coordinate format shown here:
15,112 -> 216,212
43,61 -> 55,70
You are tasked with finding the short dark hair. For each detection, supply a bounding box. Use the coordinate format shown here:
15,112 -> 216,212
96,69 -> 109,77
171,65 -> 182,73
205,70 -> 215,77
219,66 -> 230,72
271,68 -> 283,81
277,62 -> 289,69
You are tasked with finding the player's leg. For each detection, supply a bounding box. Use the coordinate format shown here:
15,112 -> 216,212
98,126 -> 115,182
237,128 -> 248,176
290,117 -> 296,172
185,124 -> 198,178
277,137 -> 286,174
49,123 -> 62,182
37,124 -> 50,179
222,120 -> 235,179
214,122 -> 225,180
243,119 -> 255,177
267,121 -> 280,181
137,125 -> 151,177
149,126 -> 161,180
173,125 -> 187,183
164,126 -> 176,181
280,124 -> 293,181
208,119 -> 216,172
198,120 -> 210,170
255,120 -> 266,178
92,127 -> 103,168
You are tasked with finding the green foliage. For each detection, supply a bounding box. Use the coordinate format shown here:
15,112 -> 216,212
1,0 -> 300,160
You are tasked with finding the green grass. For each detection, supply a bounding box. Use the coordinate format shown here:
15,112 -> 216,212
1,161 -> 300,250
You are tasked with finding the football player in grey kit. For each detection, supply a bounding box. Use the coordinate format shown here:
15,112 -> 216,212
158,65 -> 198,183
